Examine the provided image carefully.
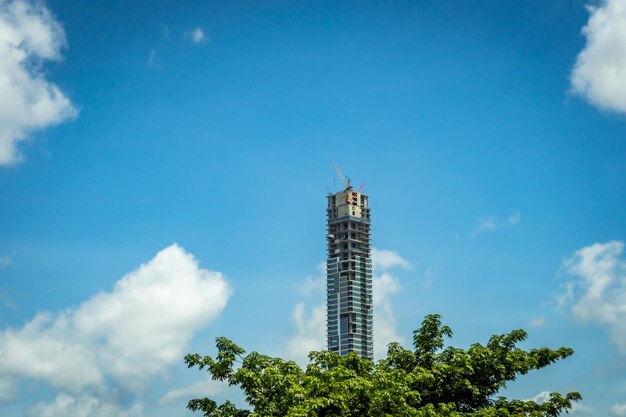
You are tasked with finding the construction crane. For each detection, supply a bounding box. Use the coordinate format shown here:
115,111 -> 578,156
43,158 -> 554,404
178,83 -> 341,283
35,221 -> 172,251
333,163 -> 352,190
356,182 -> 365,193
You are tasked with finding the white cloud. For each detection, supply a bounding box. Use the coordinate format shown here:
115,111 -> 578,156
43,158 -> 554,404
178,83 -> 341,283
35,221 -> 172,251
0,244 -> 231,397
373,270 -> 403,359
284,248 -> 411,363
187,27 -> 206,44
0,377 -> 14,401
0,0 -> 77,165
559,241 -> 626,353
285,262 -> 327,364
372,248 -> 412,271
159,377 -> 228,405
571,0 -> 626,114
285,302 -> 326,364
611,403 -> 626,417
372,249 -> 411,359
472,212 -> 521,236
294,262 -> 325,297
26,393 -> 143,417
527,391 -> 553,404
569,402 -> 593,417
295,276 -> 324,297
528,392 -> 592,417
556,281 -> 575,308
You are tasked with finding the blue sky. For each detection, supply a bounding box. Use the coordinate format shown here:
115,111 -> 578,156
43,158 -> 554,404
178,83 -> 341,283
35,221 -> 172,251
1,0 -> 626,415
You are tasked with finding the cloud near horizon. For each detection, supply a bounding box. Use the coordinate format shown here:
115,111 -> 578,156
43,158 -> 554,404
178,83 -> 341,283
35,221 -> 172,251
611,403 -> 626,417
559,240 -> 626,353
0,0 -> 77,165
158,376 -> 228,406
528,392 -> 592,417
570,0 -> 626,115
0,244 -> 231,414
26,393 -> 144,417
285,248 -> 412,364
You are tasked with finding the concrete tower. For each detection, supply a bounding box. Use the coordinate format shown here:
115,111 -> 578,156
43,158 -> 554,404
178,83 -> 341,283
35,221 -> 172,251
326,168 -> 373,360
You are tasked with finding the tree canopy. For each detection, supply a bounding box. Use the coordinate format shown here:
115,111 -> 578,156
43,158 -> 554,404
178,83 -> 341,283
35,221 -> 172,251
185,314 -> 581,417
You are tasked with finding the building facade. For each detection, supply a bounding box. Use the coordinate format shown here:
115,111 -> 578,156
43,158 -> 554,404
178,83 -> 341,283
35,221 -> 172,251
326,187 -> 373,360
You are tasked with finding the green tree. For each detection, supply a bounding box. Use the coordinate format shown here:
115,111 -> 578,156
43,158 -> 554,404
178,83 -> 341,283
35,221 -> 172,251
185,314 -> 581,417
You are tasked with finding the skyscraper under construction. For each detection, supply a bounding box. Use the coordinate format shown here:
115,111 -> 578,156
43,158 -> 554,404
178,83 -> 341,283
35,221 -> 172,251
326,167 -> 373,360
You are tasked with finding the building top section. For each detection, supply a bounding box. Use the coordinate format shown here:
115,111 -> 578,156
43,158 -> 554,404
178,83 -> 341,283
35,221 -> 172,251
327,189 -> 370,221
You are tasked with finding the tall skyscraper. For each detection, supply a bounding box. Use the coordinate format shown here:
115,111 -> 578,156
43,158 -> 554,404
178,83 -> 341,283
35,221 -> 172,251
326,172 -> 373,360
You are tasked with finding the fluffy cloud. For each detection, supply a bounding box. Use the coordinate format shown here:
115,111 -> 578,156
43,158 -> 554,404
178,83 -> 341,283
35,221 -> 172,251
0,0 -> 77,165
528,392 -> 592,417
472,212 -> 521,236
294,262 -> 325,297
527,391 -> 551,403
285,302 -> 326,363
285,263 -> 326,363
559,241 -> 626,353
285,248 -> 411,363
372,248 -> 412,271
0,244 -> 231,398
159,376 -> 227,405
611,403 -> 626,417
570,0 -> 626,114
26,394 -> 143,417
187,27 -> 206,44
372,250 -> 411,359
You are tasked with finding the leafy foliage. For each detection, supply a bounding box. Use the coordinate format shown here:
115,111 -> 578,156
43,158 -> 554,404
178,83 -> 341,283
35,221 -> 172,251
185,314 -> 581,416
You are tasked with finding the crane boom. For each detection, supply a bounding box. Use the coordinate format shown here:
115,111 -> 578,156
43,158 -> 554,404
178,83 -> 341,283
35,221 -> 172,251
333,164 -> 351,190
